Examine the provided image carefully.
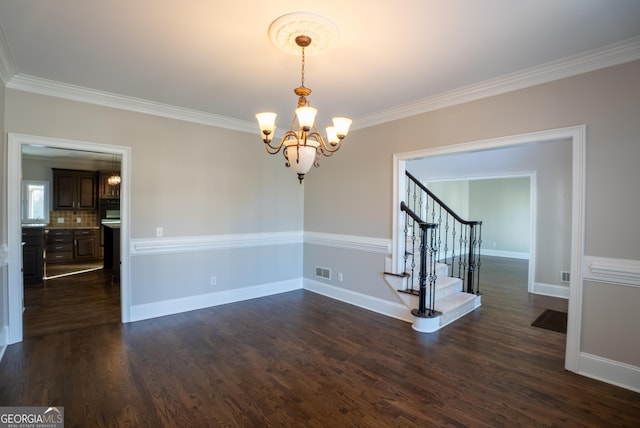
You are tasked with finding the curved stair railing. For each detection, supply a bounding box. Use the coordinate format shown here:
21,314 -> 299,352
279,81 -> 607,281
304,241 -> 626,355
403,170 -> 483,296
400,201 -> 439,318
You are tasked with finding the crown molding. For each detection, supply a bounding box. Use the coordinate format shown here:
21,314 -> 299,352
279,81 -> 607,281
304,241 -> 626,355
353,36 -> 640,130
5,74 -> 256,133
2,36 -> 639,132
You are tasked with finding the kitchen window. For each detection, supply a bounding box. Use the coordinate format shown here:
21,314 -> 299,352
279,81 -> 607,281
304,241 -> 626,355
22,180 -> 50,224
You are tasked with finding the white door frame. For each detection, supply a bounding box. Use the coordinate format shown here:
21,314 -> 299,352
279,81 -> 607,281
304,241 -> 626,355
392,125 -> 585,372
7,133 -> 131,344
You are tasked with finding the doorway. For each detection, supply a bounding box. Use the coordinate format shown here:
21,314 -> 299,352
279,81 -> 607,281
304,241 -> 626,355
7,133 -> 131,344
417,173 -> 538,293
392,126 -> 585,373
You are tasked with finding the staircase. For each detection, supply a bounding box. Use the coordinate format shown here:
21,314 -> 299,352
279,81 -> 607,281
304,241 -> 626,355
384,170 -> 482,333
386,262 -> 481,332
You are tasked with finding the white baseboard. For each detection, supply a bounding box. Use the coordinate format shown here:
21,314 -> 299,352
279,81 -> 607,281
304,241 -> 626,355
303,278 -> 412,323
130,278 -> 302,322
532,282 -> 570,298
579,352 -> 640,393
481,249 -> 529,259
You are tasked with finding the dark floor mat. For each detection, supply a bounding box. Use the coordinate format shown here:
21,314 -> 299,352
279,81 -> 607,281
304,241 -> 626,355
531,309 -> 567,333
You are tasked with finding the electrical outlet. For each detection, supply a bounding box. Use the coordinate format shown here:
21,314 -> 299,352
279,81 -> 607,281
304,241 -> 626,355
338,272 -> 344,282
76,217 -> 82,223
57,217 -> 64,223
210,276 -> 217,286
156,227 -> 163,237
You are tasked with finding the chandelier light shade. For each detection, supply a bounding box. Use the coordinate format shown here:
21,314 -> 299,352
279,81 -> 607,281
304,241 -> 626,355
107,154 -> 121,186
256,14 -> 352,183
107,174 -> 121,186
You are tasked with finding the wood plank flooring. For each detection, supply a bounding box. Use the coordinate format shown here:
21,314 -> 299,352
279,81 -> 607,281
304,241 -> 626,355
2,257 -> 639,427
23,268 -> 120,338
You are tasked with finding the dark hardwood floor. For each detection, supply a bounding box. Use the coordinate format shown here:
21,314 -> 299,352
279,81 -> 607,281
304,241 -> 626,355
2,257 -> 639,427
23,267 -> 120,338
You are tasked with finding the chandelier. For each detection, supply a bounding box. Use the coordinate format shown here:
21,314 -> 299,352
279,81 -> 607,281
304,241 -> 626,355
107,154 -> 121,186
256,14 -> 352,183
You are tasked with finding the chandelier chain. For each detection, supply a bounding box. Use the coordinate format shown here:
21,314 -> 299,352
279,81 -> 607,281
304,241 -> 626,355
300,46 -> 306,88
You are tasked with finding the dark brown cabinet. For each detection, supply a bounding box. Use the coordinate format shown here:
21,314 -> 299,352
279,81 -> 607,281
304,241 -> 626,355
22,227 -> 45,286
73,229 -> 99,260
46,228 -> 99,263
103,224 -> 120,283
99,171 -> 121,198
52,169 -> 98,210
46,229 -> 73,263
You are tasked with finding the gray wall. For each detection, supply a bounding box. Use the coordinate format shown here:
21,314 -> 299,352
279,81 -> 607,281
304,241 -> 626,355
469,178 -> 531,255
303,60 -> 640,367
4,89 -> 304,314
428,177 -> 531,256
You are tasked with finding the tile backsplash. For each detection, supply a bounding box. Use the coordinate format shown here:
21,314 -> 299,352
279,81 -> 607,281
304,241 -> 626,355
47,210 -> 99,227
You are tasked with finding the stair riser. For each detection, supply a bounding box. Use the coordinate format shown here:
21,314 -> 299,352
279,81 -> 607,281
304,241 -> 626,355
409,263 -> 449,278
404,277 -> 462,301
438,296 -> 481,327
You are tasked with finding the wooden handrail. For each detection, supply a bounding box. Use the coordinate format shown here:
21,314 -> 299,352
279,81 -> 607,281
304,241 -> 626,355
400,202 -> 437,230
405,170 -> 482,227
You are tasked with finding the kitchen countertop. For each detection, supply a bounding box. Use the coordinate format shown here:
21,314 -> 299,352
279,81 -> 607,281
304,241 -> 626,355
48,226 -> 101,230
22,224 -> 101,230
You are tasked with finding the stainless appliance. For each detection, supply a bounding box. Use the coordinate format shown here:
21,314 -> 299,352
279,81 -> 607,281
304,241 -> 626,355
99,198 -> 120,222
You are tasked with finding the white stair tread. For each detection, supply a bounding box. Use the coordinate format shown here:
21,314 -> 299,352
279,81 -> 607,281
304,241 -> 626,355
435,276 -> 461,289
435,292 -> 478,313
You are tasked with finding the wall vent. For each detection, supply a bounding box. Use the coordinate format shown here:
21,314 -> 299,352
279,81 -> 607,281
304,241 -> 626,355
315,266 -> 331,280
561,271 -> 571,283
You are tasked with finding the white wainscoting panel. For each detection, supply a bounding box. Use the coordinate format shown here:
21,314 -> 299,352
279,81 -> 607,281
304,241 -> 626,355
579,255 -> 640,392
579,352 -> 640,393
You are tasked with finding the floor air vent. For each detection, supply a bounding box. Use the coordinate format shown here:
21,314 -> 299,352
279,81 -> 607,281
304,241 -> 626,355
561,271 -> 571,283
315,266 -> 331,280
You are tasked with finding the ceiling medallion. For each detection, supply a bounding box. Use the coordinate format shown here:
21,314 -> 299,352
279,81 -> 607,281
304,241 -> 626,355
268,12 -> 339,56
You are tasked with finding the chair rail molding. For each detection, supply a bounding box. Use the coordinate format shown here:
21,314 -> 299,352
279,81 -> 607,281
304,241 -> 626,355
582,255 -> 640,288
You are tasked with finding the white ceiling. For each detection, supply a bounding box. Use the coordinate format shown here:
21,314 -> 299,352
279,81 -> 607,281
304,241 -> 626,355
1,0 -> 640,137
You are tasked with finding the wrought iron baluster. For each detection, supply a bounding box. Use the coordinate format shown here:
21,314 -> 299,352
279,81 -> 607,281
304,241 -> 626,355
403,171 -> 482,299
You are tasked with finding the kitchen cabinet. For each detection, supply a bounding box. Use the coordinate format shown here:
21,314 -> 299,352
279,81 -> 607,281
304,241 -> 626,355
99,171 -> 121,198
22,227 -> 45,286
52,169 -> 98,210
103,223 -> 120,283
73,229 -> 100,260
46,228 -> 100,263
46,229 -> 73,263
